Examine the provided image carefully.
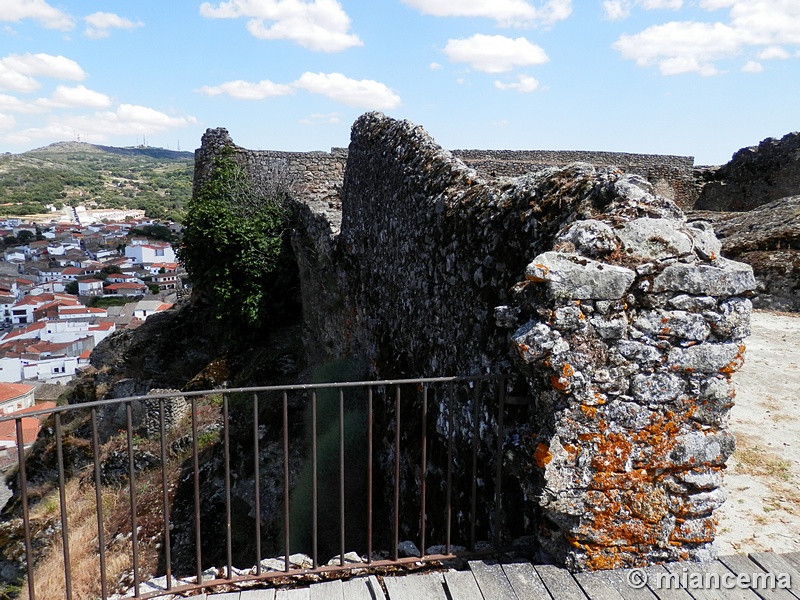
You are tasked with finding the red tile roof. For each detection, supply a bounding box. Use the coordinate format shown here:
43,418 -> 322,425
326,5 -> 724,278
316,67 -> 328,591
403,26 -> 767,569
0,417 -> 40,446
0,382 -> 35,403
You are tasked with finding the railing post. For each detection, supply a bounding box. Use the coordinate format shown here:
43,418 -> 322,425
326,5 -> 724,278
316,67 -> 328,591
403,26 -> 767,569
191,396 -> 203,586
55,413 -> 72,600
125,402 -> 140,598
91,408 -> 108,600
158,398 -> 172,590
16,418 -> 35,600
223,394 -> 233,579
253,393 -> 262,575
419,385 -> 428,559
393,385 -> 401,562
283,391 -> 290,573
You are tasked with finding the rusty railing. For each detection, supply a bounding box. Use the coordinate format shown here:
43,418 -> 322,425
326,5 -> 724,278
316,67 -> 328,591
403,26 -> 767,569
0,374 -> 516,599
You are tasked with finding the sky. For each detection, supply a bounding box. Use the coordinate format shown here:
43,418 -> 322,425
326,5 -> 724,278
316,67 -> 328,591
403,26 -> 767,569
0,1 -> 798,165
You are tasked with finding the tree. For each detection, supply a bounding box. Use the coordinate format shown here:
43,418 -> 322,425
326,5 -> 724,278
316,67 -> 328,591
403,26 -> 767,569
16,230 -> 34,244
177,149 -> 298,331
65,280 -> 78,295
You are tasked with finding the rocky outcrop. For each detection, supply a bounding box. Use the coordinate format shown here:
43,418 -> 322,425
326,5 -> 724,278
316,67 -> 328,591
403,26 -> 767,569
689,195 -> 800,310
695,132 -> 800,211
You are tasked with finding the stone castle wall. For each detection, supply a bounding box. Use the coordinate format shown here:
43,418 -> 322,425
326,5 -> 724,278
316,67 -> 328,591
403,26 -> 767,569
453,149 -> 698,207
194,115 -> 755,571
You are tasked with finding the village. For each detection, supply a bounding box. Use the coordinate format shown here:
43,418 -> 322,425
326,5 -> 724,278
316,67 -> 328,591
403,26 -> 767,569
0,208 -> 185,463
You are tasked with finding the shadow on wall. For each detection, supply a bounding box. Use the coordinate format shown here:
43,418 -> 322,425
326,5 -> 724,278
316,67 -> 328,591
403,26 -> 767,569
288,357 -> 370,560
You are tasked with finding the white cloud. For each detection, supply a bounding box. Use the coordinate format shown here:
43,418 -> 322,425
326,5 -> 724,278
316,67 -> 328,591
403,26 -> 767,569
198,72 -> 401,109
198,79 -> 294,100
429,62 -> 444,70
4,105 -> 197,145
613,21 -> 741,75
0,113 -> 16,130
294,72 -> 401,109
613,1 -> 800,75
84,12 -> 143,39
603,0 -> 682,21
444,34 -> 549,73
0,93 -> 45,113
299,112 -> 341,125
1,53 -> 86,81
758,46 -> 790,60
199,0 -> 362,52
401,0 -> 572,27
0,0 -> 74,30
37,85 -> 113,109
742,60 -> 764,72
494,74 -> 541,92
0,53 -> 86,93
0,65 -> 39,93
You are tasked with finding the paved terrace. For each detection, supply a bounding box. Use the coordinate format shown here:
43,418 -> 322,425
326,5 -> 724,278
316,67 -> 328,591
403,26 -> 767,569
197,552 -> 800,599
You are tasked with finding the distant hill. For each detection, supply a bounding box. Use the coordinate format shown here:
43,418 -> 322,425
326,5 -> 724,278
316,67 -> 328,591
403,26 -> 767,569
0,141 -> 194,221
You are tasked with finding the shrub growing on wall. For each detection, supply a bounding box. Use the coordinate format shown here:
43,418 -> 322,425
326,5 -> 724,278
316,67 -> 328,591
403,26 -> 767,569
178,148 -> 298,332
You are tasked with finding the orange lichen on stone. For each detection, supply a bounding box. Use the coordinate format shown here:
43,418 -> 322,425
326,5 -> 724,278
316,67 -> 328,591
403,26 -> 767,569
580,404 -> 597,418
534,442 -> 553,468
525,264 -> 549,282
720,344 -> 746,374
563,443 -> 579,461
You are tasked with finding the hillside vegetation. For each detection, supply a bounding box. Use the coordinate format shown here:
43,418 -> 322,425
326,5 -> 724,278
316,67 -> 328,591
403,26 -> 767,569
0,141 -> 194,221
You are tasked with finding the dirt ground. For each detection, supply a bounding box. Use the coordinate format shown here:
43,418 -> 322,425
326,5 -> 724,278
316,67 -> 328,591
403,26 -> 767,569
715,309 -> 800,555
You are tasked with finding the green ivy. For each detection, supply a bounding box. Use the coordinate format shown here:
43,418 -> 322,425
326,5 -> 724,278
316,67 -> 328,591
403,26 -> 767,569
177,148 -> 297,332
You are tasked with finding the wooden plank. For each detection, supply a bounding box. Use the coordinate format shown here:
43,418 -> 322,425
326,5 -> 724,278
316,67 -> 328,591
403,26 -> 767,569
535,564 -> 588,600
748,551 -> 800,594
780,552 -> 800,573
664,560 -> 760,600
642,566 -> 694,600
309,579 -> 343,600
383,572 -> 447,600
275,588 -> 311,599
604,570 -> 659,600
342,576 -> 387,600
444,570 -> 485,600
241,590 -> 277,599
502,562 -> 553,599
468,560 -> 518,600
719,554 -> 798,600
574,570 -> 626,600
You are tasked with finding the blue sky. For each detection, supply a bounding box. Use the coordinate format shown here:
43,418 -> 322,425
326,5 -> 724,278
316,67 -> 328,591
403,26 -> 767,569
0,1 -> 798,165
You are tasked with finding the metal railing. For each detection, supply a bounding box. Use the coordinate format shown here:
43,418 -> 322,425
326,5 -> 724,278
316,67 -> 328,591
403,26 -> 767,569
0,374 -> 516,599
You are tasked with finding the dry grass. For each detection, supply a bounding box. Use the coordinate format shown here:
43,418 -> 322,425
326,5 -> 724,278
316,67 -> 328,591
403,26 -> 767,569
14,396 -> 223,599
20,478 -> 135,600
734,443 -> 793,481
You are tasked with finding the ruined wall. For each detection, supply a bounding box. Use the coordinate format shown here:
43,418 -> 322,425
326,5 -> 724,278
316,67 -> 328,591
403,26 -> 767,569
194,116 -> 756,571
695,131 -> 800,211
453,149 -> 698,208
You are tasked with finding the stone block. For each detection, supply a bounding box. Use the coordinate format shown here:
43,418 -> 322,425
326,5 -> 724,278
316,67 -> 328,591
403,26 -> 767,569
525,252 -> 636,300
653,258 -> 756,296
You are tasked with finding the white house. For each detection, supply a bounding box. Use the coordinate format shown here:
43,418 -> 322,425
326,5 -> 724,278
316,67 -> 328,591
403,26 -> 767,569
125,243 -> 176,267
77,278 -> 104,296
132,300 -> 173,320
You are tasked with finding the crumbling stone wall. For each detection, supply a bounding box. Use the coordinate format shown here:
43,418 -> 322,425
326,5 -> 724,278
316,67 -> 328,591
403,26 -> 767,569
143,389 -> 188,437
695,131 -> 800,211
194,114 -> 755,571
453,149 -> 698,208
